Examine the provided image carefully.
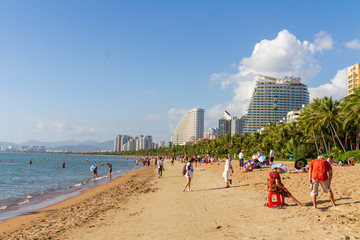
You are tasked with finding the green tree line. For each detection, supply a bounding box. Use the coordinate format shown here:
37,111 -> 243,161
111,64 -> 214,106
99,87 -> 360,160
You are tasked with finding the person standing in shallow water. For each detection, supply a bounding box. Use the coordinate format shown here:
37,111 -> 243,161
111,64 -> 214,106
182,158 -> 194,192
107,163 -> 112,180
92,164 -> 98,178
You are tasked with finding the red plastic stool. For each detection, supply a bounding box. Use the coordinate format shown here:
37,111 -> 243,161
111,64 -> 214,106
268,191 -> 284,208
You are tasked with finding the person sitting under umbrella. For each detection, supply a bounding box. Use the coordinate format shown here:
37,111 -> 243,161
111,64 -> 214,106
267,163 -> 306,207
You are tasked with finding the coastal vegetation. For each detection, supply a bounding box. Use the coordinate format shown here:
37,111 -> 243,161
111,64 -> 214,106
104,88 -> 360,161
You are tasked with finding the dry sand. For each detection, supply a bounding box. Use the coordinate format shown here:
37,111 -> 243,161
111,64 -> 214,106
1,159 -> 359,239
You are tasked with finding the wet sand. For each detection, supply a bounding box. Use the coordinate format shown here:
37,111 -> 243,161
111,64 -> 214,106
1,159 -> 359,239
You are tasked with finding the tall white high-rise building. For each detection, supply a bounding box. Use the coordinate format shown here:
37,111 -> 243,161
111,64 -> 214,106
172,108 -> 204,145
243,75 -> 309,133
113,135 -> 132,151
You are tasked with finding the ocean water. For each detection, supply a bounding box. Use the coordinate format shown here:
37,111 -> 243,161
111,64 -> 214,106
0,152 -> 138,220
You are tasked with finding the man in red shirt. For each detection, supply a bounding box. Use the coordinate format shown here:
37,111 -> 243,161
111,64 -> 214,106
309,155 -> 336,208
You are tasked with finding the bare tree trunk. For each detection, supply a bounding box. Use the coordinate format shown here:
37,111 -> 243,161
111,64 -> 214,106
313,130 -> 320,156
321,131 -> 329,155
330,121 -> 346,153
330,126 -> 337,149
344,132 -> 348,151
357,126 -> 360,150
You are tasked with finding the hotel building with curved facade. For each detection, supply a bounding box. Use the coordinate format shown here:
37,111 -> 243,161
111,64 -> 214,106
172,108 -> 204,145
243,75 -> 309,134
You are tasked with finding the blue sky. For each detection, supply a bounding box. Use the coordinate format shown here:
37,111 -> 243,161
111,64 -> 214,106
1,1 -> 359,144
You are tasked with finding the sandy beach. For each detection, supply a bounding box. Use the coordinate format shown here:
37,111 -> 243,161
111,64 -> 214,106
1,159 -> 359,239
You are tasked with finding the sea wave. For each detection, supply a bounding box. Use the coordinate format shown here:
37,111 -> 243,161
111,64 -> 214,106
18,199 -> 30,205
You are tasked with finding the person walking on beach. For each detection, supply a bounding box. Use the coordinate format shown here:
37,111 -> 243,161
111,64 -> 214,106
239,150 -> 245,170
183,157 -> 194,192
107,163 -> 112,180
270,149 -> 275,164
222,155 -> 234,188
157,157 -> 164,178
309,155 -> 336,209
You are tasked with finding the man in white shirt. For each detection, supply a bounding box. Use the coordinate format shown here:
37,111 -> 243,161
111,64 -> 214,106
238,150 -> 245,169
270,149 -> 275,163
157,157 -> 164,177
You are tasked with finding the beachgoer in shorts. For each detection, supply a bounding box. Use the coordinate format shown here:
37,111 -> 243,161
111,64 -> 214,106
269,149 -> 274,163
157,157 -> 164,178
243,160 -> 254,172
182,157 -> 194,192
92,165 -> 98,178
239,150 -> 245,169
107,163 -> 112,179
309,156 -> 336,208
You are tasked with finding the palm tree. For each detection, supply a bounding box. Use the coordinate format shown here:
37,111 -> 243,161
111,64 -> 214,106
314,97 -> 346,152
341,87 -> 360,150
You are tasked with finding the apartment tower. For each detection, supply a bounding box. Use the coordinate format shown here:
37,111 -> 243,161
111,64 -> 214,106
243,75 -> 309,134
172,108 -> 204,145
348,63 -> 360,95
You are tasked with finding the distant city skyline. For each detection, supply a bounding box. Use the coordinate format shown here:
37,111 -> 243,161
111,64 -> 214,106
1,1 -> 359,144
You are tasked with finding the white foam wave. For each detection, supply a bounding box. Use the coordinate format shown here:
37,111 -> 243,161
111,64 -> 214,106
18,199 -> 29,205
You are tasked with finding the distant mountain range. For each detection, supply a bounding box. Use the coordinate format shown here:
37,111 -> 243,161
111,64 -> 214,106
0,140 -> 114,152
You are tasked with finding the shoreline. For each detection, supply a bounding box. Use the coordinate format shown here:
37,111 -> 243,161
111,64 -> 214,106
0,165 -> 155,239
0,153 -> 139,221
0,166 -> 141,222
2,159 -> 360,239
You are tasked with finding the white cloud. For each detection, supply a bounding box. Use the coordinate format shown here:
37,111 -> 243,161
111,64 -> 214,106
206,104 -> 224,119
145,114 -> 163,120
36,121 -> 72,132
313,31 -> 334,51
346,39 -> 360,50
167,108 -> 187,120
210,29 -> 333,119
309,68 -> 348,101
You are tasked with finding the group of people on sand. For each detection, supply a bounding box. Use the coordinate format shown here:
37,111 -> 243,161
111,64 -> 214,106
156,151 -> 352,209
327,155 -> 355,166
91,162 -> 112,179
239,149 -> 273,172
182,151 -> 339,209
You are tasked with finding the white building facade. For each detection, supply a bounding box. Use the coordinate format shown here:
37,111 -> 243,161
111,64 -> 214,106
243,75 -> 309,134
172,108 -> 204,145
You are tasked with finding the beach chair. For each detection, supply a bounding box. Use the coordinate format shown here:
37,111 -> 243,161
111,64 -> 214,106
268,191 -> 284,208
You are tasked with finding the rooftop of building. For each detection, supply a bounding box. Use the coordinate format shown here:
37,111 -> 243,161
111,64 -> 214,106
257,74 -> 303,85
